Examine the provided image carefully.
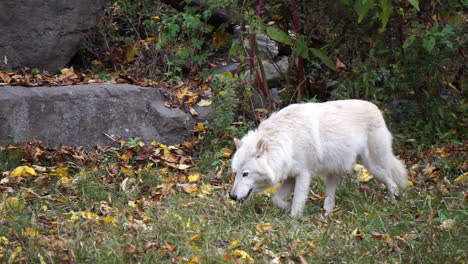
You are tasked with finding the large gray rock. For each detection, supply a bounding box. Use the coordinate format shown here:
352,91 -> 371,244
0,84 -> 205,147
0,0 -> 108,72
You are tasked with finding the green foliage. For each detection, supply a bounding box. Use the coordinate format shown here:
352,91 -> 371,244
210,73 -> 239,134
266,26 -> 292,45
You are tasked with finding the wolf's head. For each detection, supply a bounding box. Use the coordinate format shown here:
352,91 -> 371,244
229,136 -> 275,202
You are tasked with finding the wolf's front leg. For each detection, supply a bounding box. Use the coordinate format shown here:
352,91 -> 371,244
290,172 -> 311,216
273,178 -> 295,211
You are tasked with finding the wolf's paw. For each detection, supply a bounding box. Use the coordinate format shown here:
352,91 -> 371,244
273,198 -> 291,211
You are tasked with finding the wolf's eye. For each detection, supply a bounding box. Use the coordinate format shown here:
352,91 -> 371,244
242,172 -> 249,177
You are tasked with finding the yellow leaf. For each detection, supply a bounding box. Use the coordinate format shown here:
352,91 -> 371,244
364,212 -> 372,217
229,240 -> 240,249
213,29 -> 226,48
8,246 -> 22,263
80,211 -> 99,220
69,213 -> 79,222
0,236 -> 9,245
49,167 -> 69,178
194,123 -> 205,132
188,254 -> 202,264
23,227 -> 40,237
121,167 -> 133,176
151,16 -> 160,20
189,233 -> 201,242
220,72 -> 233,79
407,180 -> 414,186
309,242 -> 316,251
101,215 -> 117,225
4,197 -> 25,211
231,249 -> 255,263
145,37 -> 156,42
220,148 -> 233,158
197,99 -> 212,107
454,172 -> 468,183
125,42 -> 140,62
10,166 -> 37,177
175,86 -> 189,101
200,184 -> 212,195
262,184 -> 280,195
57,176 -> 71,186
188,173 -> 201,182
256,222 -> 273,233
121,153 -> 129,160
351,228 -> 364,238
151,140 -> 158,146
435,148 -> 447,157
357,172 -> 373,182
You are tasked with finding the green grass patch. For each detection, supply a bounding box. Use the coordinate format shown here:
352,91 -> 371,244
0,141 -> 466,263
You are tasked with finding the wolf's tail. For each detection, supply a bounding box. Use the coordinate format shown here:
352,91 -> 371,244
389,156 -> 408,188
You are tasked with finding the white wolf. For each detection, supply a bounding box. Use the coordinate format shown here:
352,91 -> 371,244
230,99 -> 408,216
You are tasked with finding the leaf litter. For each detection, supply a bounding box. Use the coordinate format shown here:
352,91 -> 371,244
0,133 -> 466,262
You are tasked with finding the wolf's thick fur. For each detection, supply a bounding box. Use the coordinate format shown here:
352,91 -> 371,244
230,100 -> 408,216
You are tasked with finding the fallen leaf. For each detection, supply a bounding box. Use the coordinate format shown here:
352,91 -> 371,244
194,123 -> 205,132
229,240 -> 240,249
197,99 -> 212,107
10,166 -> 37,177
177,183 -> 198,194
358,172 -> 373,182
0,236 -> 9,245
188,173 -> 201,182
100,215 -> 117,225
454,172 -> 468,183
188,254 -> 202,264
225,249 -> 255,263
256,222 -> 273,233
213,29 -> 226,48
351,228 -> 364,239
23,227 -> 40,237
189,233 -> 201,242
220,148 -> 233,158
80,211 -> 99,221
439,219 -> 456,230
8,246 -> 22,263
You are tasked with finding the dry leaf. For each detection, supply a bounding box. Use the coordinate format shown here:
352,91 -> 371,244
10,166 -> 37,177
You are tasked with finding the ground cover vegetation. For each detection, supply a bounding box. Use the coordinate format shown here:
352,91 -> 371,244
0,0 -> 466,263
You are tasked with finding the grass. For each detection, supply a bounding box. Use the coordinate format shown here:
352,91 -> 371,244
0,141 -> 466,264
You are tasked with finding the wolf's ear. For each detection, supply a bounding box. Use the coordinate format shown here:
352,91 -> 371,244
234,138 -> 242,149
256,139 -> 267,157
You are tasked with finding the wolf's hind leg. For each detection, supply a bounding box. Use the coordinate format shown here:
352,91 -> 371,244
324,174 -> 340,216
273,178 -> 295,211
291,172 -> 311,216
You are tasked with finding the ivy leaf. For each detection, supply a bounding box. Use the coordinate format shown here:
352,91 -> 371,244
295,36 -> 309,58
266,26 -> 292,45
379,0 -> 393,32
356,0 -> 375,23
408,0 -> 420,11
423,37 -> 436,53
310,48 -> 335,70
403,35 -> 416,49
